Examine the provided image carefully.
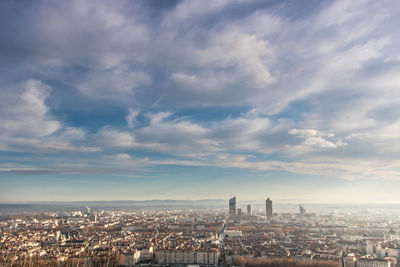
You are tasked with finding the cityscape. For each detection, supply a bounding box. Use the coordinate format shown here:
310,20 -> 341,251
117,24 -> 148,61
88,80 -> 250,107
2,0 -> 400,266
1,199 -> 400,266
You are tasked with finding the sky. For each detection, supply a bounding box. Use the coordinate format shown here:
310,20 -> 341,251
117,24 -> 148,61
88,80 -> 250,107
1,0 -> 400,203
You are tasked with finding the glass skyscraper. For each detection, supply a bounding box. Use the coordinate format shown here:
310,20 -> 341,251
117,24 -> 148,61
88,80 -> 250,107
229,197 -> 236,217
266,197 -> 273,219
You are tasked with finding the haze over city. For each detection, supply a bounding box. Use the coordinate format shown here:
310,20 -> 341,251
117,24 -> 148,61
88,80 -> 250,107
1,0 -> 400,204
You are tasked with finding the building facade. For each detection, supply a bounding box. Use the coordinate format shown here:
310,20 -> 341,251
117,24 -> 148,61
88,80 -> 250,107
266,198 -> 273,219
156,250 -> 219,265
229,197 -> 236,217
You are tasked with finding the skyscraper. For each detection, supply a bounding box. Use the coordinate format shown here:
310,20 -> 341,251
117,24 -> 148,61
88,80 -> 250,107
266,198 -> 273,219
299,205 -> 306,217
229,197 -> 236,217
247,204 -> 251,216
237,208 -> 242,216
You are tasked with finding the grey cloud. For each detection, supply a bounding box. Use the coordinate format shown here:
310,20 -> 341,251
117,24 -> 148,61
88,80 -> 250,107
0,1 -> 149,67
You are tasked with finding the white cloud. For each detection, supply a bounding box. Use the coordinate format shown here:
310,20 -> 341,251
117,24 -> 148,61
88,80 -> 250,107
196,30 -> 276,88
289,129 -> 334,138
0,79 -> 61,138
126,108 -> 140,128
171,72 -> 197,83
146,112 -> 173,125
115,153 -> 131,159
120,110 -> 286,156
96,127 -> 135,148
133,112 -> 218,157
162,0 -> 246,27
0,80 -> 100,152
288,129 -> 347,155
79,65 -> 151,98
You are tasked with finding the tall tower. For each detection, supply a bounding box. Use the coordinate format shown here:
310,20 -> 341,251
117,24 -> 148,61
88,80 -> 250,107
299,205 -> 306,217
229,197 -> 236,217
247,204 -> 251,216
266,198 -> 273,219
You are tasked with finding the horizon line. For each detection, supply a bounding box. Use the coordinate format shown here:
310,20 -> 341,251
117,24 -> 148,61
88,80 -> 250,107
1,199 -> 400,205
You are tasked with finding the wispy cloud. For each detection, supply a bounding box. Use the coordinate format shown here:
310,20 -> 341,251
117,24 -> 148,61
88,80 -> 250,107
1,0 -> 400,201
1,167 -> 142,175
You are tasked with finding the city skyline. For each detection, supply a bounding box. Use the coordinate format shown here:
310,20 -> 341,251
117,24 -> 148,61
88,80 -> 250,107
2,0 -> 400,203
3,203 -> 399,266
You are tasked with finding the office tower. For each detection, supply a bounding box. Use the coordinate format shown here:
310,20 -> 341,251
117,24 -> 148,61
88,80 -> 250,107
266,198 -> 273,219
237,208 -> 242,216
229,197 -> 236,217
247,204 -> 251,216
299,205 -> 306,217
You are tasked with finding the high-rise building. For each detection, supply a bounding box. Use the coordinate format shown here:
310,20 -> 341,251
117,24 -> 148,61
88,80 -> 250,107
299,205 -> 306,217
229,197 -> 236,217
266,198 -> 273,219
237,208 -> 242,216
247,204 -> 251,216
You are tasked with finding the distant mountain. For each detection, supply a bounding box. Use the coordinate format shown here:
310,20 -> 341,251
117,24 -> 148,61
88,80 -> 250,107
32,199 -> 228,206
2,200 -> 400,214
0,199 -> 228,213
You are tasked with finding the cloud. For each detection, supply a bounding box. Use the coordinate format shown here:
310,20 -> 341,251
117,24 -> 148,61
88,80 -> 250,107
287,129 -> 347,155
196,30 -> 276,88
132,111 -> 218,157
171,72 -> 198,84
94,109 -> 284,157
79,65 -> 151,98
1,0 -> 400,184
1,166 -> 141,175
162,0 -> 234,26
125,108 -> 140,128
0,0 -> 149,68
114,153 -> 131,159
95,127 -> 135,148
0,79 -> 100,152
0,80 -> 60,138
212,156 -> 400,181
2,0 -> 394,112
